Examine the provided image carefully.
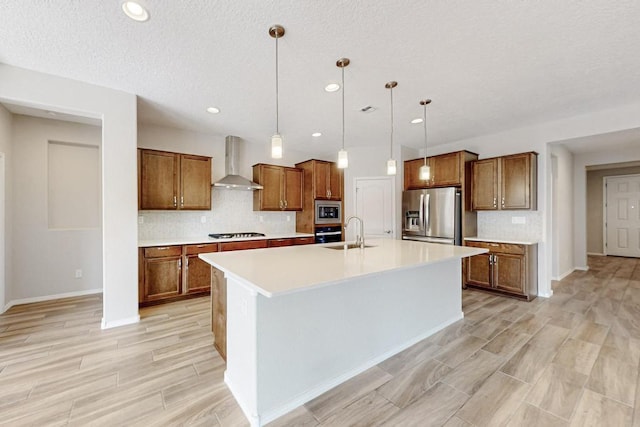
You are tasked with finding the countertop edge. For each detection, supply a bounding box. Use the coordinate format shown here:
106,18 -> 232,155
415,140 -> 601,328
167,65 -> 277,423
139,233 -> 315,247
464,237 -> 539,245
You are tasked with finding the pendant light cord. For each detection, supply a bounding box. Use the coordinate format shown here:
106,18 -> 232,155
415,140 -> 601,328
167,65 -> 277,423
275,33 -> 279,134
341,65 -> 345,150
390,87 -> 394,158
423,104 -> 427,166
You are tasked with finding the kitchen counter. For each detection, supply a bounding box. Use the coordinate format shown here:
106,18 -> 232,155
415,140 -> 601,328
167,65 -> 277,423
138,232 -> 314,247
465,236 -> 539,245
200,238 -> 485,297
199,239 -> 486,426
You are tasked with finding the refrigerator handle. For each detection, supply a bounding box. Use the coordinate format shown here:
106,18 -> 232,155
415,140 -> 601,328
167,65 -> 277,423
419,193 -> 424,230
425,193 -> 430,231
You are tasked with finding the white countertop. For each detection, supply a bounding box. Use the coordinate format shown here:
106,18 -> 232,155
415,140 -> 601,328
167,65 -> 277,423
465,237 -> 539,245
199,239 -> 486,297
139,232 -> 315,247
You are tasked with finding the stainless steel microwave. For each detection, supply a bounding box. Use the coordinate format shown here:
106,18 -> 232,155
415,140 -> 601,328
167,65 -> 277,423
315,200 -> 341,224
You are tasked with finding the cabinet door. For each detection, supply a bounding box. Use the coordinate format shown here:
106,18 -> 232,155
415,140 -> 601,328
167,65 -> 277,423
139,150 -> 178,210
180,155 -> 211,210
283,168 -> 303,210
294,236 -> 316,245
211,266 -> 227,360
501,153 -> 534,210
328,163 -> 343,200
466,253 -> 493,288
185,255 -> 212,294
257,165 -> 284,210
219,240 -> 269,251
430,152 -> 461,187
314,161 -> 330,199
267,238 -> 294,247
471,158 -> 499,210
493,253 -> 526,295
143,256 -> 182,301
404,158 -> 427,190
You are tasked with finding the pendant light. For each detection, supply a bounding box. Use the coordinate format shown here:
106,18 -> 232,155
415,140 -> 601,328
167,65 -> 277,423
336,58 -> 350,169
419,99 -> 432,180
269,25 -> 285,159
385,81 -> 398,175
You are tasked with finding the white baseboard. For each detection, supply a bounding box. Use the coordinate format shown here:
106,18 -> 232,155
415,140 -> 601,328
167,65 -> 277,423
4,288 -> 102,313
587,252 -> 605,256
575,266 -> 589,271
101,315 -> 140,330
232,312 -> 464,426
538,290 -> 554,298
552,269 -> 575,281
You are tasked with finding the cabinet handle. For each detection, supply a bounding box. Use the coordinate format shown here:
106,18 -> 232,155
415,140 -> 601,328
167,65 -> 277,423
173,196 -> 177,207
284,200 -> 288,209
157,247 -> 169,250
501,196 -> 505,207
177,259 -> 181,270
493,197 -> 497,208
329,189 -> 332,198
494,255 -> 498,265
196,244 -> 207,248
180,196 -> 184,207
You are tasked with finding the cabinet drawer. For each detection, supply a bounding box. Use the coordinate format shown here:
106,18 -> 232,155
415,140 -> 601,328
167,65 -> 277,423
185,243 -> 219,255
465,241 -> 525,255
144,245 -> 182,258
220,240 -> 268,251
267,238 -> 295,247
294,237 -> 315,245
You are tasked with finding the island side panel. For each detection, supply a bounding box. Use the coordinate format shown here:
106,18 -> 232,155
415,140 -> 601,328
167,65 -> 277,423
254,258 -> 462,423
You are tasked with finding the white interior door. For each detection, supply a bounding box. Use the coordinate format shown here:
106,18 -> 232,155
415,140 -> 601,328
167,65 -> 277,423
355,177 -> 395,239
605,174 -> 640,257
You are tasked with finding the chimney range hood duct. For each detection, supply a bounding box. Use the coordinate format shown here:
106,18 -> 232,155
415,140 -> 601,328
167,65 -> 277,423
213,136 -> 263,190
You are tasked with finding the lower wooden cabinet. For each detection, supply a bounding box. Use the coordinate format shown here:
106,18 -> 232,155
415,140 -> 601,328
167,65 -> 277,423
464,240 -> 537,300
267,236 -> 316,247
211,266 -> 227,361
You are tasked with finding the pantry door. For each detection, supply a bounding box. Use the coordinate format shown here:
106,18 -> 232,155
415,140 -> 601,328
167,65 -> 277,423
355,177 -> 395,239
605,174 -> 640,257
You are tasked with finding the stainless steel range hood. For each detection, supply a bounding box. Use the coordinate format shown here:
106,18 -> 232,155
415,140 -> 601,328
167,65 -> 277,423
213,136 -> 263,190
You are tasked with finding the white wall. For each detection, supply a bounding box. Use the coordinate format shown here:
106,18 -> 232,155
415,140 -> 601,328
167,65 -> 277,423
0,63 -> 138,328
0,104 -> 12,311
11,115 -> 102,301
137,124 -> 319,239
549,145 -> 574,279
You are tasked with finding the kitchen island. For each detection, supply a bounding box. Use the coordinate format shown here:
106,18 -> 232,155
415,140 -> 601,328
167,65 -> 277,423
200,239 -> 486,426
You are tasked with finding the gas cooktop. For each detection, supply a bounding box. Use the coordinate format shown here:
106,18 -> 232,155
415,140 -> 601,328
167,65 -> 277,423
208,232 -> 266,239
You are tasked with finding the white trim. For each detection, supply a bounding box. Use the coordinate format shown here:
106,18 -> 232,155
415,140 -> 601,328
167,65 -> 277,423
101,314 -> 140,329
538,290 -> 554,298
552,268 -> 575,281
253,312 -> 464,426
587,252 -> 606,256
4,288 -> 102,312
575,265 -> 589,271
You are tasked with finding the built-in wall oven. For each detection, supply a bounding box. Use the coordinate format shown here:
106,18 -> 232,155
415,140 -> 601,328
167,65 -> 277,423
315,200 -> 341,225
314,225 -> 343,244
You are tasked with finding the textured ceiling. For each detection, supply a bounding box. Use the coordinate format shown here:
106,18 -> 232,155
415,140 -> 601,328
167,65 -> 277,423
2,1 -> 640,157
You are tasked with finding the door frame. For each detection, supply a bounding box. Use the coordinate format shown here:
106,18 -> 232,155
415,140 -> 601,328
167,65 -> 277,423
0,152 -> 4,313
603,173 -> 640,256
353,176 -> 396,239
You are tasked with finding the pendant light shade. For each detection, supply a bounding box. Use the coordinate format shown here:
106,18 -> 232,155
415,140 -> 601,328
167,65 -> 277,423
269,25 -> 285,159
419,99 -> 432,180
385,81 -> 398,175
336,58 -> 350,169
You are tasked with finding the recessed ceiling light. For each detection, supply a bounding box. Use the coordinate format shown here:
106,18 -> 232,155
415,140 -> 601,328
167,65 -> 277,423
206,107 -> 220,114
411,118 -> 423,124
311,132 -> 322,137
325,83 -> 340,92
122,1 -> 149,22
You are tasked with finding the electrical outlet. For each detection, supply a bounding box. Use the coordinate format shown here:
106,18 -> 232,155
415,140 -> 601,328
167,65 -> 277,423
511,216 -> 526,224
75,269 -> 82,279
200,216 -> 207,223
138,216 -> 144,224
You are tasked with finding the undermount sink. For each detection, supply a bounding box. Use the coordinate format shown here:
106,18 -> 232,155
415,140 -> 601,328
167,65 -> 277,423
324,243 -> 376,250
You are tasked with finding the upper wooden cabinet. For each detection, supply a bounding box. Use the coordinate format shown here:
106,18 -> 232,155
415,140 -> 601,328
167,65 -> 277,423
471,152 -> 537,211
138,149 -> 212,210
296,160 -> 343,200
404,151 -> 478,190
252,164 -> 303,211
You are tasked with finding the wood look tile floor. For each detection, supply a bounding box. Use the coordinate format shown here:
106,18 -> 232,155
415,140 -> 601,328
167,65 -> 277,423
1,255 -> 639,426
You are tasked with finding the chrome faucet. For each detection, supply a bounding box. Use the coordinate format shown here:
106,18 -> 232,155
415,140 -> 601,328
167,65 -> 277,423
345,216 -> 365,249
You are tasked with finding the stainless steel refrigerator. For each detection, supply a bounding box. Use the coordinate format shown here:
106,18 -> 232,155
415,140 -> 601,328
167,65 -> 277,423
402,187 -> 462,245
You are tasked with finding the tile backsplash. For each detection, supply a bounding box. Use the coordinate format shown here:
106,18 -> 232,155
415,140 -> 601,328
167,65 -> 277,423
138,189 -> 296,240
477,211 -> 543,242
